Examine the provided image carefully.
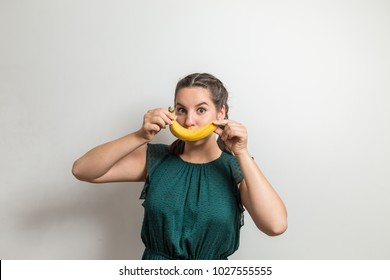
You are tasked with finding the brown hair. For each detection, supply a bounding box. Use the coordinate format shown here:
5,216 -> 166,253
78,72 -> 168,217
169,73 -> 230,155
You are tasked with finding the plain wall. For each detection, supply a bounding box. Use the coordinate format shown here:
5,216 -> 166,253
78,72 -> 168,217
1,0 -> 389,259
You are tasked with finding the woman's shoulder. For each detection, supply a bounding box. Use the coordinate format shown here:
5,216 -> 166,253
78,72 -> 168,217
147,143 -> 170,152
145,143 -> 171,175
221,149 -> 237,162
146,143 -> 170,161
220,150 -> 243,184
219,150 -> 241,170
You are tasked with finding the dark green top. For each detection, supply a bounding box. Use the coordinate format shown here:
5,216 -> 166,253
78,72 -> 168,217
140,143 -> 244,260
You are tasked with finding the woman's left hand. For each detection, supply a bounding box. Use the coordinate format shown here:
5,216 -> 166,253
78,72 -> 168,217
213,119 -> 248,156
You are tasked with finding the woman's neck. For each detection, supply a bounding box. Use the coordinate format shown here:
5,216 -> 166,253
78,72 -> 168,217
181,137 -> 222,164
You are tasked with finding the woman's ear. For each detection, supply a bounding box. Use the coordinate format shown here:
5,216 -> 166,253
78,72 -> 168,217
218,105 -> 226,120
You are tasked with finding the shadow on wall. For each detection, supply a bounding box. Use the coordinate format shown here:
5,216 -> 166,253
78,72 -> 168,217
16,181 -> 145,259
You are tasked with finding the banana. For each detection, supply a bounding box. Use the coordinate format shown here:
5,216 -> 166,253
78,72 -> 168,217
168,107 -> 218,141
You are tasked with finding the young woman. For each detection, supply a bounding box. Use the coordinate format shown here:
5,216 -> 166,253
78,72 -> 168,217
72,73 -> 287,260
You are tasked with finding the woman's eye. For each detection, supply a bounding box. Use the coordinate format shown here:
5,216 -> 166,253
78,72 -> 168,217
176,108 -> 186,114
198,107 -> 206,113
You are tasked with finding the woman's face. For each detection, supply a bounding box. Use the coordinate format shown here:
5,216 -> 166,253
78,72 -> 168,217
175,87 -> 223,129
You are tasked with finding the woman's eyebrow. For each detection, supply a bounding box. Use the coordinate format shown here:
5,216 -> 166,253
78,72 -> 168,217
195,102 -> 209,107
176,102 -> 185,108
176,102 -> 209,108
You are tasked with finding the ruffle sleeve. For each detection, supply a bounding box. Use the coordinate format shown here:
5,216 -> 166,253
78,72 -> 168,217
139,143 -> 170,200
227,154 -> 245,227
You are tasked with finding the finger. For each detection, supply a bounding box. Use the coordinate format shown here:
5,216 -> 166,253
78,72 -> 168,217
222,126 -> 247,141
161,108 -> 176,121
213,119 -> 229,126
148,108 -> 175,121
144,123 -> 162,134
159,112 -> 174,126
214,126 -> 224,136
149,109 -> 174,126
151,116 -> 169,129
213,119 -> 229,136
223,121 -> 246,134
226,126 -> 247,138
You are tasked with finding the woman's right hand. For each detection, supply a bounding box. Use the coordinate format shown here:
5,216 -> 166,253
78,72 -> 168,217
136,108 -> 176,142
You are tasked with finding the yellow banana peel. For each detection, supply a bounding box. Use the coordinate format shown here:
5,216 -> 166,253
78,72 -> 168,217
168,107 -> 218,141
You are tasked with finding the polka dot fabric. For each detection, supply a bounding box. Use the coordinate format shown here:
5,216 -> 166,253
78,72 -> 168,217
139,144 -> 244,260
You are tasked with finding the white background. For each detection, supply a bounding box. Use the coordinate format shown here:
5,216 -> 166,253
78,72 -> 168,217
1,0 -> 389,259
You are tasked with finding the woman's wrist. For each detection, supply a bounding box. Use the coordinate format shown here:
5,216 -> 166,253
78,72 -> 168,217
134,128 -> 152,144
234,148 -> 251,159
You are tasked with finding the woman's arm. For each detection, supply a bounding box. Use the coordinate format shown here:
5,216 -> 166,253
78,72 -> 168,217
72,108 -> 175,183
72,132 -> 148,183
214,119 -> 288,236
237,153 -> 288,236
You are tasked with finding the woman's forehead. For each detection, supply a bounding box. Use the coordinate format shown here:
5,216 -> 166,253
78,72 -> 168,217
175,87 -> 212,105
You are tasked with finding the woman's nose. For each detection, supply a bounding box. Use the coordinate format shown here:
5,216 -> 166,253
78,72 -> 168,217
184,112 -> 196,128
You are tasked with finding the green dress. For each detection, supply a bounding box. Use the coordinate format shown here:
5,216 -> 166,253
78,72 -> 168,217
140,143 -> 244,260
